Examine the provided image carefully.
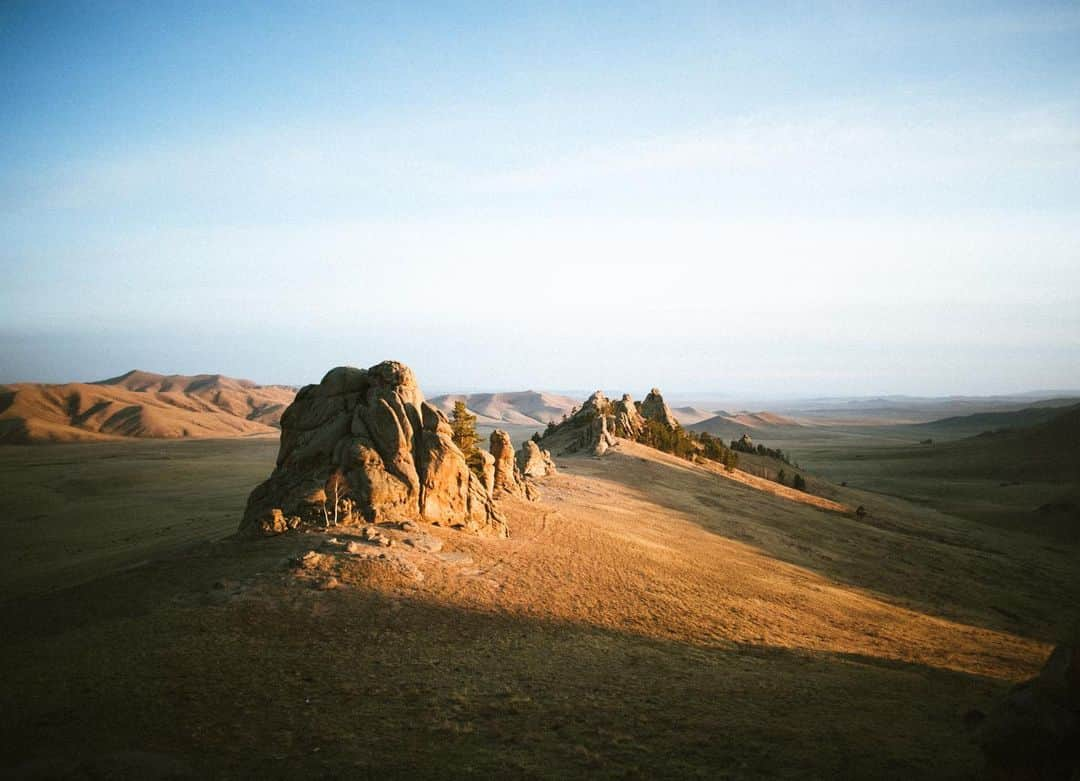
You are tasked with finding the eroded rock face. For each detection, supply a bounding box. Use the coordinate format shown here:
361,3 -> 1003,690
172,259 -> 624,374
640,388 -> 679,430
612,393 -> 644,439
489,429 -> 522,495
591,414 -> 617,456
517,439 -> 557,478
241,361 -> 506,537
978,644 -> 1080,778
480,450 -> 496,496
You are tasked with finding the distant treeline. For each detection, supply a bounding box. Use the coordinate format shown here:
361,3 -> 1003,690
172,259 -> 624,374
730,437 -> 791,464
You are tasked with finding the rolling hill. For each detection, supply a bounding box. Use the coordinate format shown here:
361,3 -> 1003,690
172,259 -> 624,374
428,390 -> 579,426
0,371 -> 296,444
688,409 -> 804,440
907,399 -> 1080,440
798,403 -> 1080,541
669,405 -> 717,425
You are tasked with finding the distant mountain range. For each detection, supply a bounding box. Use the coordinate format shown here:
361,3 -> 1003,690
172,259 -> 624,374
427,391 -> 579,427
0,370 -> 296,444
4,368 -> 1077,447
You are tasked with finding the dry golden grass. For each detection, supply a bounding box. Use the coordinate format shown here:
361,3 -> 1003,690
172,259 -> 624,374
1,437 -> 1076,777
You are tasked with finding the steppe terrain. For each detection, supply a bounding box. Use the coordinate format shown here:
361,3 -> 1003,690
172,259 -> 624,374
1,392 -> 1078,777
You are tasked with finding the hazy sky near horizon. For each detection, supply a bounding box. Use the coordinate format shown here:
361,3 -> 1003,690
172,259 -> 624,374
2,2 -> 1079,396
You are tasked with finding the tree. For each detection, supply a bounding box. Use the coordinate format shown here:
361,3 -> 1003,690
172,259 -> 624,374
792,474 -> 807,492
450,401 -> 484,479
776,468 -> 787,486
531,431 -> 542,444
324,470 -> 349,527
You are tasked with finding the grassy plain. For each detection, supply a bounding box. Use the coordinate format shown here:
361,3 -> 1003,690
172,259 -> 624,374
0,437 -> 278,598
1,434 -> 1076,777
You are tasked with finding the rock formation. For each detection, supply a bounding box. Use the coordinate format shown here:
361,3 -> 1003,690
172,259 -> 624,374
516,439 -> 557,477
241,361 -> 506,537
480,450 -> 496,496
489,429 -> 523,495
640,388 -> 679,430
612,393 -> 644,439
590,413 -> 617,456
540,385 -> 688,457
977,644 -> 1079,778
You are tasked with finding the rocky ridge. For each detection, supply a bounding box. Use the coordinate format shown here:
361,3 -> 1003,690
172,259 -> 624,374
541,387 -> 681,456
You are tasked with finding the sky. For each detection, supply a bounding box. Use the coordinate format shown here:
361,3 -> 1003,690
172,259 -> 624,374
1,1 -> 1078,396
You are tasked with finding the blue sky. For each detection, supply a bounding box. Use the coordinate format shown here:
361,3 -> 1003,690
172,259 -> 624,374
2,1 -> 1078,395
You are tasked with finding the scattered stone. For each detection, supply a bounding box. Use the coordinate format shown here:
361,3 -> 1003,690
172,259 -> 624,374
259,508 -> 289,536
298,550 -> 325,569
399,520 -> 419,533
404,535 -> 443,553
241,360 -> 506,538
319,577 -> 341,590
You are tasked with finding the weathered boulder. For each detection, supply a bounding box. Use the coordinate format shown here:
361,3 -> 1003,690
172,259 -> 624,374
241,361 -> 506,537
489,429 -> 522,495
640,387 -> 679,430
517,439 -> 557,478
612,393 -> 644,439
978,644 -> 1080,778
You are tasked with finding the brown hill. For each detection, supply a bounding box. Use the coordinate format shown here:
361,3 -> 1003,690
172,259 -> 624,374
670,405 -> 717,425
428,390 -> 579,426
0,370 -> 295,444
689,410 -> 803,439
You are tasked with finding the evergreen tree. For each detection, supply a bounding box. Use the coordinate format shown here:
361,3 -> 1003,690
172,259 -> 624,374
793,474 -> 807,492
450,401 -> 484,479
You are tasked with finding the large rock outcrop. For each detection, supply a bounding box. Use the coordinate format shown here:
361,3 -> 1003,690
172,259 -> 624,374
541,386 -> 686,457
516,439 -> 557,477
241,361 -> 506,537
978,644 -> 1080,778
640,388 -> 679,430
